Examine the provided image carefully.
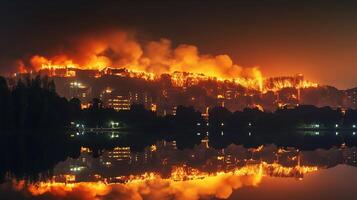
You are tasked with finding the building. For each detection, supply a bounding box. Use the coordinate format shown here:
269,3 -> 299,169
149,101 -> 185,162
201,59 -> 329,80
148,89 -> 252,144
38,68 -> 76,77
100,147 -> 132,167
75,69 -> 100,78
345,87 -> 357,108
102,67 -> 128,77
102,89 -> 154,111
69,81 -> 92,103
107,94 -> 131,111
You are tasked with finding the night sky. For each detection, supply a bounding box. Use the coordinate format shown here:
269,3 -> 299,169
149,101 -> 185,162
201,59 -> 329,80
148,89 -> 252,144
1,0 -> 357,88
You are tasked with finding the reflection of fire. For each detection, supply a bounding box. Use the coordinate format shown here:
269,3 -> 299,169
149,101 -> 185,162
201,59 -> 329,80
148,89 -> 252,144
16,30 -> 318,92
11,163 -> 318,200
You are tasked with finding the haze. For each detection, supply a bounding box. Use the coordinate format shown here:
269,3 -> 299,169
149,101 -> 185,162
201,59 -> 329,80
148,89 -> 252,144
1,0 -> 357,88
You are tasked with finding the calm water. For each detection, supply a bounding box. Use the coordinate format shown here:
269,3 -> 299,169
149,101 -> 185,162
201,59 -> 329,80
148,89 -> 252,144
1,136 -> 357,200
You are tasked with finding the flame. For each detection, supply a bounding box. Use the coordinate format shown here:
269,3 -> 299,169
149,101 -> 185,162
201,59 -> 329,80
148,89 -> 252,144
10,162 -> 318,200
250,145 -> 264,153
264,75 -> 318,92
15,30 -> 318,92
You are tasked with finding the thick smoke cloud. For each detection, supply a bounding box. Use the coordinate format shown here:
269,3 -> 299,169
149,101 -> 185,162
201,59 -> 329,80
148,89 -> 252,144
18,29 -> 261,81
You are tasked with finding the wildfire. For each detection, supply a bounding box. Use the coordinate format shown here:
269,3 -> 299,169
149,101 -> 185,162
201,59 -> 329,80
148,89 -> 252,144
10,162 -> 318,200
15,30 -> 318,92
17,57 -> 317,92
264,74 -> 318,92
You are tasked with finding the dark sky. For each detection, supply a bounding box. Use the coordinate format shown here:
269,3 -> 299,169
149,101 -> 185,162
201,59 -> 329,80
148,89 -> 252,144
1,0 -> 357,88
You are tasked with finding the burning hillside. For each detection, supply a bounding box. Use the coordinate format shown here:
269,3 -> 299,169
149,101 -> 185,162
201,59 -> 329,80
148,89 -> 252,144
15,30 -> 317,92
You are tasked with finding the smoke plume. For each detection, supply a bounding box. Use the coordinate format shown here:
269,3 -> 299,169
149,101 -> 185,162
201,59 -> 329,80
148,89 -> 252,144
17,30 -> 261,81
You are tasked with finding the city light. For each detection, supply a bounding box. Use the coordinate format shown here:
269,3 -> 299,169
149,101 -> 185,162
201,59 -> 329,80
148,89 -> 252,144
6,2 -> 357,200
110,121 -> 120,128
70,166 -> 84,172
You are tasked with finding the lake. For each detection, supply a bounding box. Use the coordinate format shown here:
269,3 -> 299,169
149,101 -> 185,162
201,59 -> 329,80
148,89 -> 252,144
1,134 -> 356,200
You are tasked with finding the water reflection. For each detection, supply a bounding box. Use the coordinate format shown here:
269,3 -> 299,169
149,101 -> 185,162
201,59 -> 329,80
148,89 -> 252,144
1,132 -> 357,200
53,141 -> 325,182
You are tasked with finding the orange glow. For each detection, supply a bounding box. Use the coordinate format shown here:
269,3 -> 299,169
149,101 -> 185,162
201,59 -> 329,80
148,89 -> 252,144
15,30 -> 318,92
18,56 -> 318,92
11,162 -> 318,200
250,145 -> 264,153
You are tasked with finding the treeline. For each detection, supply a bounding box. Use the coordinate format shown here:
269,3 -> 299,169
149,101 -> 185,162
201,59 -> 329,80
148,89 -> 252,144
75,102 -> 204,132
3,76 -> 357,132
208,105 -> 357,132
0,76 -> 202,132
77,101 -> 357,133
0,76 -> 79,130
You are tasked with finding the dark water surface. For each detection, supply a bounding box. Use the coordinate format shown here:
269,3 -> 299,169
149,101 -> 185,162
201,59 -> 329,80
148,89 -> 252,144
1,132 -> 357,200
